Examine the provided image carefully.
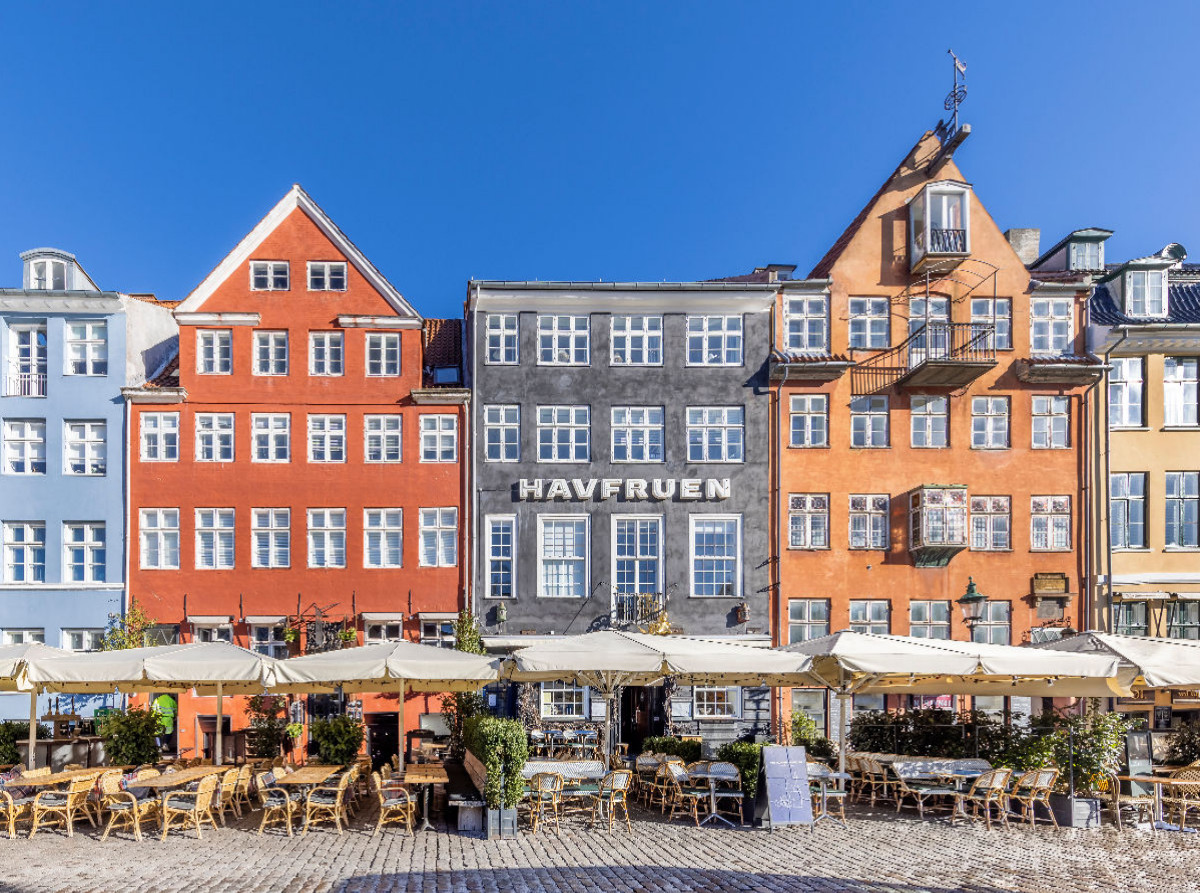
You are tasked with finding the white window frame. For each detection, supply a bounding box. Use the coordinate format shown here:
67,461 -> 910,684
785,295 -> 829,355
63,421 -> 106,476
62,628 -> 104,652
1166,472 -> 1200,549
307,261 -> 347,292
1031,495 -> 1072,552
971,601 -> 1011,646
1164,358 -> 1199,428
611,406 -> 665,463
612,515 -> 663,598
788,494 -> 829,550
251,624 -> 289,659
848,297 -> 890,349
196,330 -> 233,375
253,330 -> 288,376
848,494 -> 889,550
64,321 -> 108,376
419,415 -> 458,463
485,515 -> 516,599
610,315 -> 663,366
1109,357 -> 1144,429
195,508 -> 235,570
911,395 -> 948,448
1030,298 -> 1073,356
420,619 -> 457,648
909,600 -> 951,639
250,261 -> 289,291
849,600 -> 890,635
1068,241 -> 1102,271
686,406 -> 744,463
138,509 -> 180,570
1032,396 -> 1070,449
64,522 -> 105,582
693,686 -> 743,719
537,315 -> 589,366
485,314 -> 519,365
850,396 -> 889,448
30,258 -> 65,290
1127,269 -> 1167,317
540,681 -> 589,719
969,298 -> 1012,351
308,414 -> 346,463
364,414 -> 402,463
194,623 -> 233,644
971,397 -> 1009,449
4,419 -> 46,475
309,332 -> 344,376
789,394 -> 828,448
536,405 -> 590,463
3,629 -> 44,646
366,332 -> 401,377
686,315 -> 743,366
364,508 -> 403,569
483,405 -> 520,463
969,496 -> 1011,551
365,621 -> 405,644
251,508 -> 291,569
306,508 -> 346,569
419,507 -> 458,568
251,413 -> 290,463
787,599 -> 830,644
537,514 -> 588,598
689,514 -> 742,598
195,413 -> 235,462
139,412 -> 179,462
1111,473 -> 1147,550
4,522 -> 46,583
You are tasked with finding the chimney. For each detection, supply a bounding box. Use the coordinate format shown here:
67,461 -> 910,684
763,263 -> 797,283
1005,229 -> 1041,266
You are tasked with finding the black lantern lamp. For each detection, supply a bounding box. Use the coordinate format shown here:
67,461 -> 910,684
957,576 -> 987,628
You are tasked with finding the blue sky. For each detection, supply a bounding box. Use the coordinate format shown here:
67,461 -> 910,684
1,2 -> 1197,316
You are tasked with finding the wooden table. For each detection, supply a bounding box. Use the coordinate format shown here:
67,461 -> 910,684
4,767 -> 106,788
402,764 -> 449,831
1117,774 -> 1200,828
273,765 -> 341,788
136,765 -> 226,791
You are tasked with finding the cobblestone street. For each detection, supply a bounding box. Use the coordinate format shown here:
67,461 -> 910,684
3,802 -> 1198,893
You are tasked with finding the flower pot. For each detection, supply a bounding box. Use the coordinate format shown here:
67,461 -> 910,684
1047,792 -> 1102,829
485,806 -> 518,839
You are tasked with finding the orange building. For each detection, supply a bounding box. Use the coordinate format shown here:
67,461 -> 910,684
123,186 -> 468,764
766,130 -> 1102,738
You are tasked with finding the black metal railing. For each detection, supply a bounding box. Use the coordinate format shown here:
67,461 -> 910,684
852,322 -> 994,394
613,591 -> 666,628
929,228 -> 967,253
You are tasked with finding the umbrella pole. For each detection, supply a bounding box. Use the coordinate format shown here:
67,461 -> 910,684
27,688 -> 37,770
837,690 -> 850,786
397,681 -> 405,768
215,682 -> 223,766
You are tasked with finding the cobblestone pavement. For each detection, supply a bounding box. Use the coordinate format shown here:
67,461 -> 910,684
3,800 -> 1198,893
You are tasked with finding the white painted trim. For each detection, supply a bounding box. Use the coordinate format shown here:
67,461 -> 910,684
249,261 -> 290,292
536,513 -> 589,598
362,507 -> 404,569
482,404 -> 521,464
175,312 -> 261,326
692,684 -> 743,720
336,315 -> 422,329
609,513 -> 664,614
178,185 -> 420,320
361,612 -> 405,622
249,413 -> 292,463
251,331 -> 289,377
687,513 -> 742,599
683,314 -> 745,368
482,513 -> 517,600
609,405 -> 666,464
534,404 -> 591,464
608,313 -> 665,367
483,312 -> 520,365
535,314 -> 591,366
306,261 -> 348,292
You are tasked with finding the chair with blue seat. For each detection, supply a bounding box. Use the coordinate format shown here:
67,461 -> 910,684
304,770 -> 352,835
588,770 -> 632,832
100,769 -> 160,841
371,771 -> 415,835
256,771 -> 301,837
30,772 -> 98,838
161,773 -> 219,840
525,772 -> 563,835
665,761 -> 710,826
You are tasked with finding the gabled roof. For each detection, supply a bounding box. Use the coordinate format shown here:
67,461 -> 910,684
1030,228 -> 1114,271
176,185 -> 418,319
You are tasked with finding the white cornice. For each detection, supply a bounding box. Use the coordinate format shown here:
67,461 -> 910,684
174,312 -> 261,326
412,388 -> 470,405
121,386 -> 187,404
336,315 -> 423,329
470,283 -> 775,313
0,294 -> 123,314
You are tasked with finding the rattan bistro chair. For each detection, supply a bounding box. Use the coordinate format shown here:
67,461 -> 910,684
1105,771 -> 1155,831
100,770 -> 160,841
1008,769 -> 1059,828
304,770 -> 352,835
256,772 -> 301,837
890,767 -> 956,820
709,761 -> 746,823
1163,766 -> 1200,830
234,764 -> 254,815
952,768 -> 1012,830
665,762 -> 710,826
0,769 -> 38,839
370,771 -> 415,836
588,770 -> 632,833
216,767 -> 242,825
30,773 -> 98,838
526,772 -> 564,835
161,774 -> 220,840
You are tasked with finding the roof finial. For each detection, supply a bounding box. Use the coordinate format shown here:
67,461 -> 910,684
946,50 -> 967,134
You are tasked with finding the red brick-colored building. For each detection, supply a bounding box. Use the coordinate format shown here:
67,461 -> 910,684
124,186 -> 468,763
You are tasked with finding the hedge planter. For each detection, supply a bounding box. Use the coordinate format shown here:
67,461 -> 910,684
486,807 -> 519,840
1047,792 -> 1102,829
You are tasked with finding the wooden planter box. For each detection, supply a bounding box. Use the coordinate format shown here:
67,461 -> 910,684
1047,792 -> 1102,829
463,750 -> 519,839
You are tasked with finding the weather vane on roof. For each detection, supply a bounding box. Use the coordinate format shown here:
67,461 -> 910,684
945,50 -> 967,133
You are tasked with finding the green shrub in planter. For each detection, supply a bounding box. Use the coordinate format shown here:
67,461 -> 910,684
791,714 -> 837,764
463,715 -> 528,808
0,721 -> 50,765
1167,721 -> 1200,765
97,707 -> 162,766
310,715 -> 365,766
640,736 -> 701,764
715,741 -> 763,800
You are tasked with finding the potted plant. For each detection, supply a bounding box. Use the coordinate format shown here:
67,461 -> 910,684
310,715 -> 365,766
96,707 -> 162,766
338,628 -> 358,646
463,715 -> 528,839
1039,707 -> 1133,828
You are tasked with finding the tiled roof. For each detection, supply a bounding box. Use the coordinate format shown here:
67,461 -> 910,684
422,318 -> 463,387
1030,271 -> 1092,284
1091,282 -> 1200,326
706,270 -> 773,283
144,352 -> 180,388
125,293 -> 183,309
773,350 -> 853,364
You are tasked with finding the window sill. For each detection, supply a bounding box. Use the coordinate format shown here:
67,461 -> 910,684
1164,547 -> 1200,553
1161,427 -> 1200,432
1111,426 -> 1151,432
848,546 -> 891,552
850,445 -> 890,450
610,362 -> 665,368
787,547 -> 830,552
1030,446 -> 1071,451
693,716 -> 741,723
969,548 -> 1013,553
611,459 -> 667,464
1113,548 -> 1152,553
1029,549 -> 1071,553
688,594 -> 743,599
970,446 -> 1011,451
788,445 -> 830,450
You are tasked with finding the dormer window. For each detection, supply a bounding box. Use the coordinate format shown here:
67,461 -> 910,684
909,182 -> 971,271
1127,270 -> 1167,317
1068,241 -> 1103,271
31,260 -> 66,290
250,261 -> 289,291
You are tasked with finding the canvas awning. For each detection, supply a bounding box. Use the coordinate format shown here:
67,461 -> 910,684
267,640 -> 501,694
0,642 -> 68,691
1037,631 -> 1200,689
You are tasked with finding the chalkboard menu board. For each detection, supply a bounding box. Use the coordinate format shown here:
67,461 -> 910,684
755,745 -> 812,829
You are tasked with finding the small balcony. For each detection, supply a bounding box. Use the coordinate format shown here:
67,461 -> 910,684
929,228 -> 967,253
6,372 -> 47,398
909,182 -> 971,272
852,322 -> 996,394
613,591 -> 667,629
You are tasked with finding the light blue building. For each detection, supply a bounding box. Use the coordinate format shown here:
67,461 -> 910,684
0,248 -> 175,719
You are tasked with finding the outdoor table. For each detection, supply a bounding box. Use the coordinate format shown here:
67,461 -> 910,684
402,764 -> 449,831
136,765 -> 227,828
3,767 -> 107,790
273,765 -> 340,789
1118,774 -> 1200,829
686,767 -> 735,829
810,771 -> 851,829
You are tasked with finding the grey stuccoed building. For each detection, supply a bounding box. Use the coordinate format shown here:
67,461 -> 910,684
465,279 -> 776,752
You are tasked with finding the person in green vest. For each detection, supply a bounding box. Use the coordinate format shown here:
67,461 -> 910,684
152,693 -> 177,752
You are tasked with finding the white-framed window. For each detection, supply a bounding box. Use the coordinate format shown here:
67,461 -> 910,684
485,314 -> 519,365
4,419 -> 46,474
849,600 -> 890,635
611,315 -> 663,366
250,260 -> 289,291
420,619 -> 457,648
65,321 -> 107,375
1111,473 -> 1147,550
251,414 -> 290,462
7,324 -> 47,397
848,297 -> 890,349
1166,472 -> 1200,548
308,414 -> 346,463
364,509 -> 403,568
251,508 -> 290,568
788,600 -> 830,644
611,406 -> 664,463
139,509 -> 180,570
366,621 -> 405,643
194,624 -> 232,644
419,415 -> 457,462
788,494 -> 829,550
307,261 -> 347,292
909,487 -> 968,549
537,405 -> 590,463
63,421 -> 106,476
970,397 -> 1009,449
196,330 -> 232,374
1032,396 -> 1070,448
483,405 -> 519,463
64,522 -> 105,582
686,315 -> 743,366
3,522 -> 45,582
537,315 -> 589,365
1109,357 -> 1144,428
195,509 -> 235,570
908,297 -> 950,364
850,396 -> 888,448
419,507 -> 458,567
1127,269 -> 1167,317
364,415 -> 402,463
910,600 -> 951,639
309,332 -> 344,376
537,515 -> 587,597
789,395 -> 828,448
307,508 -> 346,568
30,258 -> 65,290
693,686 -> 742,719
251,624 -> 289,659
970,298 -> 1012,351
686,406 -> 744,463
485,516 -> 516,599
366,332 -> 401,377
911,395 -> 948,448
195,413 -> 235,462
690,515 -> 741,597
3,629 -> 44,645
969,496 -> 1011,551
1031,495 -> 1071,551
253,331 -> 288,376
785,295 -> 829,354
62,629 -> 103,652
1069,241 -> 1102,271
613,516 -> 661,596
139,412 -> 179,462
1169,603 -> 1200,640
849,494 -> 889,550
1114,602 -> 1149,637
971,601 -> 1011,645
1165,358 -> 1199,427
540,681 -> 589,719
1030,298 -> 1073,356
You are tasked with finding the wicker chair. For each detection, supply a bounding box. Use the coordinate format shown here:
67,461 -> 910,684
861,758 -> 894,806
100,770 -> 160,841
890,766 -> 956,820
1105,771 -> 1155,831
634,754 -> 663,805
304,771 -> 352,835
370,771 -> 415,836
708,761 -> 746,823
588,770 -> 632,832
0,773 -> 37,838
343,764 -> 362,815
30,773 -> 99,838
215,767 -> 242,825
646,760 -> 682,813
161,774 -> 219,840
1163,766 -> 1200,829
525,772 -> 563,835
233,764 -> 254,814
1008,768 -> 1059,828
952,768 -> 1012,830
664,762 -> 709,826
256,771 -> 301,837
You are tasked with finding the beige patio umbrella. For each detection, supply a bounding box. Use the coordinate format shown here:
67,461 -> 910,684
26,642 -> 279,765
268,640 -> 502,762
0,642 -> 70,769
1037,631 -> 1199,689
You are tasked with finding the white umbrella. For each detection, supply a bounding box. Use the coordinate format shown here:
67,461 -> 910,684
1037,631 -> 1198,689
27,642 -> 279,765
0,642 -> 70,770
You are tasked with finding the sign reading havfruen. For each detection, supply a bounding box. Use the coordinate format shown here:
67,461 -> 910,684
516,478 -> 731,502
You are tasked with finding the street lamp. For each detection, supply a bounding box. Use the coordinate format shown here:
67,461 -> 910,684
956,577 -> 987,629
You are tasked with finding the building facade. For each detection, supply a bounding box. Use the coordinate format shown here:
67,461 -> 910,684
124,187 -> 468,762
466,281 -> 776,750
0,248 -> 175,719
771,130 -> 1101,738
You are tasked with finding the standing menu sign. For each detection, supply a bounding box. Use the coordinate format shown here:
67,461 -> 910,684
755,745 -> 812,829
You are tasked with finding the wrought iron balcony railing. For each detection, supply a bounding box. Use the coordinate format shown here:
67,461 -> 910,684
612,591 -> 667,628
852,322 -> 995,394
929,228 -> 967,253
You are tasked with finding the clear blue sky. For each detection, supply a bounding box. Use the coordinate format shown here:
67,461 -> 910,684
2,2 -> 1197,317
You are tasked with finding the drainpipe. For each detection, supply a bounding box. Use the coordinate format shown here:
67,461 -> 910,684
1102,327 -> 1129,632
1080,361 -> 1101,635
770,308 -> 794,741
469,282 -> 481,623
